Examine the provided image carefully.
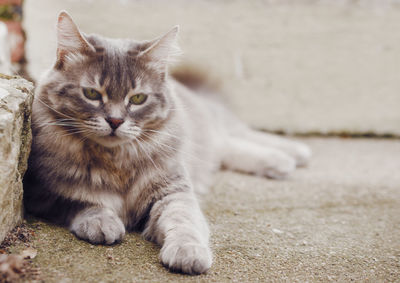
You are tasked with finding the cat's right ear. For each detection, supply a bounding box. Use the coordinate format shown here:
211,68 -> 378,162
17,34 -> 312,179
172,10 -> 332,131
55,11 -> 95,68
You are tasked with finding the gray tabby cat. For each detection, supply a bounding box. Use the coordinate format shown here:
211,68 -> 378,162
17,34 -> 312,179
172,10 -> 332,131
24,11 -> 311,274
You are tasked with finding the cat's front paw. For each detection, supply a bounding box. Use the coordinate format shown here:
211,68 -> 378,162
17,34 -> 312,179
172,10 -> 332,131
70,207 -> 125,245
160,242 -> 212,275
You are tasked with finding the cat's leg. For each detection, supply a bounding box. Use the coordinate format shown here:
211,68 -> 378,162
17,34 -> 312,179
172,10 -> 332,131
25,184 -> 126,245
242,129 -> 311,167
143,191 -> 212,275
222,137 -> 296,179
70,206 -> 125,245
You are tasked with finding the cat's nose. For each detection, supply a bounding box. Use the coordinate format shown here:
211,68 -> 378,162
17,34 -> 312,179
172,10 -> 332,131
106,117 -> 124,129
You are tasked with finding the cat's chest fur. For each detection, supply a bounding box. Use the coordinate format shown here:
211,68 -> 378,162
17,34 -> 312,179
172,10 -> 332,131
49,135 -> 171,227
78,143 -> 137,192
38,131 -> 140,196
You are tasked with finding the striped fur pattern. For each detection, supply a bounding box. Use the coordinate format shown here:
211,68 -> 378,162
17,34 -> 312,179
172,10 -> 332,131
24,11 -> 311,275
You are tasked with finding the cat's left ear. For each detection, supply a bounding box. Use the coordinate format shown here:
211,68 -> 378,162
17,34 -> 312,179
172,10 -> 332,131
55,11 -> 95,67
138,26 -> 180,71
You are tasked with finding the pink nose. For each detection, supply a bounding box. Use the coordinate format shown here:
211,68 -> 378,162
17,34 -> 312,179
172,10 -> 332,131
106,117 -> 124,129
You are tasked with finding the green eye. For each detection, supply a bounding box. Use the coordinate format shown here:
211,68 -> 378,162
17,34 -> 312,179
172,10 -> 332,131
83,88 -> 102,100
130,94 -> 148,105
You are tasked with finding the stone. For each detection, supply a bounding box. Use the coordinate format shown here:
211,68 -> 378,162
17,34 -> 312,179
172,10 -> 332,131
0,74 -> 33,243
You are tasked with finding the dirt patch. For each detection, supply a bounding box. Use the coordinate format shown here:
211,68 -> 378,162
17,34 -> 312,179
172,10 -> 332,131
0,221 -> 41,282
0,222 -> 35,253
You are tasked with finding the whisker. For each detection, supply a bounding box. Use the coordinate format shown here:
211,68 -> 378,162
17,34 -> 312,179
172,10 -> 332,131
143,128 -> 205,150
34,122 -> 83,128
136,136 -> 161,170
75,131 -> 94,146
141,132 -> 212,166
35,96 -> 84,122
37,128 -> 93,139
135,137 -> 171,187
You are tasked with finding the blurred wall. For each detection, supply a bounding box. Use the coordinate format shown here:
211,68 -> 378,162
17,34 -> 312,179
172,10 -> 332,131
24,0 -> 400,136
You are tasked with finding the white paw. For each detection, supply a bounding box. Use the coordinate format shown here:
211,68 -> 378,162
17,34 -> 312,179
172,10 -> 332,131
160,242 -> 212,275
282,142 -> 312,167
290,143 -> 312,167
70,207 -> 125,245
260,151 -> 296,179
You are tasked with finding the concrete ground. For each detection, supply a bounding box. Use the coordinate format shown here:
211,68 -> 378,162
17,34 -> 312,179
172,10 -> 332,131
6,137 -> 400,282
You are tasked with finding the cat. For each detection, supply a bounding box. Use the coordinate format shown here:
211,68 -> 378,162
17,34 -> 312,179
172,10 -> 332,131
23,11 -> 311,275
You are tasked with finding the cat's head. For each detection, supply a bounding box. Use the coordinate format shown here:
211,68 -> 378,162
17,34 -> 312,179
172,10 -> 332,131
37,11 -> 180,147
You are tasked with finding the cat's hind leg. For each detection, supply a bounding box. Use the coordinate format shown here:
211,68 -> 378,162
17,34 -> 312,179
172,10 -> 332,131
222,137 -> 296,179
242,129 -> 311,167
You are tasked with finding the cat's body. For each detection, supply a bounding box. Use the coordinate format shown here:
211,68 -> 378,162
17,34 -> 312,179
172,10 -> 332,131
24,12 -> 311,274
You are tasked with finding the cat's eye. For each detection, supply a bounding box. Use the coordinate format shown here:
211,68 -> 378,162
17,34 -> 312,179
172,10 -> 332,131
130,94 -> 148,105
83,88 -> 102,100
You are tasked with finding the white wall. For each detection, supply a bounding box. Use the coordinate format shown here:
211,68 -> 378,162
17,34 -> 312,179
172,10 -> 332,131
24,0 -> 400,135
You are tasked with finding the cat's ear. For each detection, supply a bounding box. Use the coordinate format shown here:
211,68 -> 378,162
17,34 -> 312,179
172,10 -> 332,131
56,11 -> 95,66
138,26 -> 181,70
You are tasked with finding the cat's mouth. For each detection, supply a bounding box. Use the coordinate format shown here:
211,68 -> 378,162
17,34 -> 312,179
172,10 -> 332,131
89,128 -> 134,147
105,133 -> 121,140
108,129 -> 122,138
93,134 -> 129,148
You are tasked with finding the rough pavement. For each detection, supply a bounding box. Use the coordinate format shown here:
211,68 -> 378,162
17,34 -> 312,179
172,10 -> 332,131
6,137 -> 400,282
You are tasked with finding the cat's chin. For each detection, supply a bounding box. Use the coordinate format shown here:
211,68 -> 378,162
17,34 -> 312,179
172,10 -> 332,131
91,135 -> 131,148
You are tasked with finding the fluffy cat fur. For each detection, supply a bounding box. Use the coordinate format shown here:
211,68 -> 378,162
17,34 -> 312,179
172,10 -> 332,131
24,11 -> 311,275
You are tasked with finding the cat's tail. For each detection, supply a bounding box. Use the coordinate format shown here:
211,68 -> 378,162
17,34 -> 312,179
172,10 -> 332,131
170,64 -> 221,93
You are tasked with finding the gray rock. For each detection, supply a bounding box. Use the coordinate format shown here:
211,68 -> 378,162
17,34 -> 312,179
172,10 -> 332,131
0,74 -> 33,243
